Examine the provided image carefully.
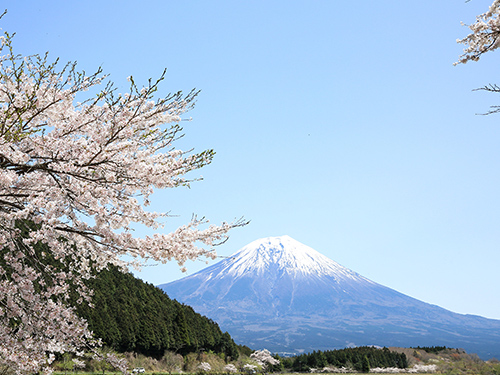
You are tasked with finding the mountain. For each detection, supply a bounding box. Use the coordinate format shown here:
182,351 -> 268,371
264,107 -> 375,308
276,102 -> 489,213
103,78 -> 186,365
159,235 -> 500,360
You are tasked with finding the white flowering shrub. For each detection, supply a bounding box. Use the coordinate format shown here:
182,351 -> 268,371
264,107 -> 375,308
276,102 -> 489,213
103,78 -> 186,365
71,358 -> 85,370
223,364 -> 237,373
370,367 -> 404,373
197,362 -> 212,373
407,364 -> 437,373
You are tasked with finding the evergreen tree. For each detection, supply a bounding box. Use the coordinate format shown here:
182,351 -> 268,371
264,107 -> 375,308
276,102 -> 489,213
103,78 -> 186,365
361,355 -> 370,373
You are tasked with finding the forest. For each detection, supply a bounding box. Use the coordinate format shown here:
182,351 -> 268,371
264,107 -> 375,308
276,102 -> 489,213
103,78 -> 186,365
74,265 -> 240,360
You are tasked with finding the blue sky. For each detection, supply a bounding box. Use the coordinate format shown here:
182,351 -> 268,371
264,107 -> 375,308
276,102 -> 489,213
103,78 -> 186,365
3,1 -> 500,320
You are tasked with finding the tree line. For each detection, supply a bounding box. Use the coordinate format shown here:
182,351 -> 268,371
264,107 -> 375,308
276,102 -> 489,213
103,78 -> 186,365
278,346 -> 408,372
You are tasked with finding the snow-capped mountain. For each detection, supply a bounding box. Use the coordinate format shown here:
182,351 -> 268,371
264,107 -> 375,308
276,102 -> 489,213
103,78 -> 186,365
159,236 -> 500,359
210,235 -> 373,282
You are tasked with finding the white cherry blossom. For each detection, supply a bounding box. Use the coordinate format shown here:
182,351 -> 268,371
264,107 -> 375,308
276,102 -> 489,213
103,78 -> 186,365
0,30 -> 244,375
250,349 -> 280,371
456,0 -> 500,64
197,362 -> 211,372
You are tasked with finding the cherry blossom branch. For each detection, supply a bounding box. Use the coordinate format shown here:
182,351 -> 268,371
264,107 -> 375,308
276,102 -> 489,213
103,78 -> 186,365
0,27 -> 247,375
456,0 -> 500,64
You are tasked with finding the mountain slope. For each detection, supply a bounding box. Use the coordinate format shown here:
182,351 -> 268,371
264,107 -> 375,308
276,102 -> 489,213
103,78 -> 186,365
159,236 -> 500,359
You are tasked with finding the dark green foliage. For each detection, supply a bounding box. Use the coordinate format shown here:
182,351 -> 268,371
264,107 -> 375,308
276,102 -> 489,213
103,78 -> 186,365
269,354 -> 284,373
236,344 -> 253,357
75,265 -> 239,359
359,355 -> 370,373
286,347 -> 408,372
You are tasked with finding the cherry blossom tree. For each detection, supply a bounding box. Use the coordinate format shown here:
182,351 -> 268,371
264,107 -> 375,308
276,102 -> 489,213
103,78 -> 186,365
250,349 -> 279,373
0,28 -> 244,375
457,1 -> 500,114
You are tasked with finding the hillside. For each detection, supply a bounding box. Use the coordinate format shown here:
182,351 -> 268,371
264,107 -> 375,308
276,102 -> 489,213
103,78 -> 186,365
74,265 -> 239,359
0,221 -> 240,360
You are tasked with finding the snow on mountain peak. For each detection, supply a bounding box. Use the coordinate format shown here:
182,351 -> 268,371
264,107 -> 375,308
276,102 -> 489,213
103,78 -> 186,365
159,235 -> 500,360
219,235 -> 367,282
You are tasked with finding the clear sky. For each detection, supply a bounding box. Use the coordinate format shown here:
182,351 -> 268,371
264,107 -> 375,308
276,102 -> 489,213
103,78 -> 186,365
3,1 -> 500,320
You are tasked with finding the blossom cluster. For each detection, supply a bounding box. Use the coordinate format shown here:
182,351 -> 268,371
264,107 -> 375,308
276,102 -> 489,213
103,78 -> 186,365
0,31 -> 242,374
223,364 -> 238,373
197,362 -> 212,372
456,0 -> 500,64
250,349 -> 280,369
